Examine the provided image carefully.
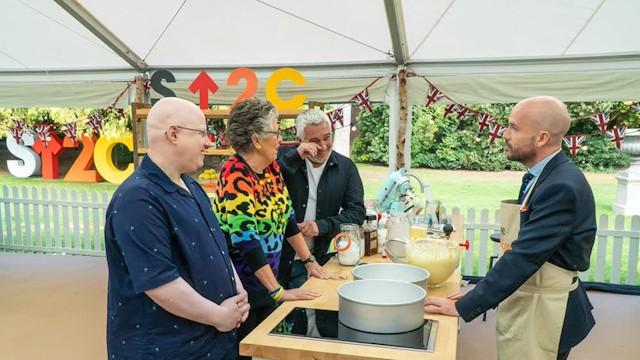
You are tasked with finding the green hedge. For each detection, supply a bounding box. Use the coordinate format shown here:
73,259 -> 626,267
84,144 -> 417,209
0,107 -> 131,139
352,102 -> 635,172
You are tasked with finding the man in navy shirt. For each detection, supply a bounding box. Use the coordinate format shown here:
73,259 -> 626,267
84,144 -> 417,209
105,97 -> 249,359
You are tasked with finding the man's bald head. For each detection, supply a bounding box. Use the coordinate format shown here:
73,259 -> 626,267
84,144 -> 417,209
144,98 -> 211,176
147,97 -> 205,146
504,96 -> 571,167
512,96 -> 571,145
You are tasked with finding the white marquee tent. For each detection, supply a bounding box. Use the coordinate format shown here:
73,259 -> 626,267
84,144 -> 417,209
1,0 -> 639,166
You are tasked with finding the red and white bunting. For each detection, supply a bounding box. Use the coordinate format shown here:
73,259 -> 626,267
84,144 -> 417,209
10,119 -> 26,143
10,127 -> 24,144
12,119 -> 26,129
62,122 -> 78,141
443,104 -> 461,118
87,114 -> 103,135
456,106 -> 474,119
352,89 -> 373,113
35,124 -> 52,146
606,126 -> 626,150
590,112 -> 610,134
562,135 -> 587,157
328,108 -> 344,127
142,78 -> 151,92
425,84 -> 443,107
488,122 -> 506,144
476,113 -> 494,134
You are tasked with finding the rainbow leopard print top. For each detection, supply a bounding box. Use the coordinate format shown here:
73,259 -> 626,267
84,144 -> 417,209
213,154 -> 298,292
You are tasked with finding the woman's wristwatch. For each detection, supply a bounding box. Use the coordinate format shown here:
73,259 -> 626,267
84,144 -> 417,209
301,255 -> 316,265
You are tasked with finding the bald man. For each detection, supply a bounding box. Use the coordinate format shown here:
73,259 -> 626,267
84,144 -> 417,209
425,97 -> 596,360
105,98 -> 249,359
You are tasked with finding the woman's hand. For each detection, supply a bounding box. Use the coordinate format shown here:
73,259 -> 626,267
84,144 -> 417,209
281,288 -> 321,301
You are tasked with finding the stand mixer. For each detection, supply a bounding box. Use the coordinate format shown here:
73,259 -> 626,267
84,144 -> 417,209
375,169 -> 451,238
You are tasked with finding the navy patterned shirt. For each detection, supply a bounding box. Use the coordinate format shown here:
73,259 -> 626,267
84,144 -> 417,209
105,156 -> 237,359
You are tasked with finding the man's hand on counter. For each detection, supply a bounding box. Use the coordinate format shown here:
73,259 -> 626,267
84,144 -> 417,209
282,288 -> 322,301
424,296 -> 460,317
446,290 -> 466,301
305,261 -> 330,280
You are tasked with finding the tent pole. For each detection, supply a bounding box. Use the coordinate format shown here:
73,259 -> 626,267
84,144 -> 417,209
396,68 -> 408,169
387,73 -> 399,172
54,0 -> 147,72
134,75 -> 145,104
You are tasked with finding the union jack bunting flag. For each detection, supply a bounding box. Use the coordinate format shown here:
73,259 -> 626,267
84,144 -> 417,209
444,104 -> 461,118
563,135 -> 587,157
328,108 -> 344,127
606,126 -> 626,150
352,89 -> 373,113
12,119 -> 26,129
10,127 -> 24,144
35,124 -> 52,146
476,113 -> 494,134
62,122 -> 78,141
487,122 -> 506,144
10,119 -> 26,143
590,112 -> 610,134
87,114 -> 103,135
456,106 -> 474,120
425,84 -> 444,107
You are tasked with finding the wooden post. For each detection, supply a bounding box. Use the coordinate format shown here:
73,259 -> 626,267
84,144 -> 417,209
131,102 -> 150,167
134,75 -> 145,104
396,69 -> 408,169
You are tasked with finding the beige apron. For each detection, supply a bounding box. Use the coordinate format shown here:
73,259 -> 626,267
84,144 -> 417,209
499,199 -> 520,255
496,176 -> 578,360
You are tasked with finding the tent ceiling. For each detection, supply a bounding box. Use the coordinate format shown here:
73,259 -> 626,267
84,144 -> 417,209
0,0 -> 639,107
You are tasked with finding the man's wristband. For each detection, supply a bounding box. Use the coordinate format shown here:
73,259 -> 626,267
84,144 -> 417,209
301,254 -> 316,265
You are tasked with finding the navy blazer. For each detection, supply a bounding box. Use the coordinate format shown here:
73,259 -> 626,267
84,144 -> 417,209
456,152 -> 597,352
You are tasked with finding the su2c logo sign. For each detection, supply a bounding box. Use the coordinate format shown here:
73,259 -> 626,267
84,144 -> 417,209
7,131 -> 134,184
151,67 -> 306,110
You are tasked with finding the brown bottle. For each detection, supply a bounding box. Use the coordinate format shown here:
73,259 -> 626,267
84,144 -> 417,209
363,214 -> 378,256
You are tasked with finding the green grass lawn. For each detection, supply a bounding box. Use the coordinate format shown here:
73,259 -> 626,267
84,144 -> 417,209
357,163 -> 621,221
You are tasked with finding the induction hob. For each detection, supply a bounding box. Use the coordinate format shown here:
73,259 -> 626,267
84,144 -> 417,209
268,307 -> 437,352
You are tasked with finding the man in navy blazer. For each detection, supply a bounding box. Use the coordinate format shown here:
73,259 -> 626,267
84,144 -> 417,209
425,96 -> 596,360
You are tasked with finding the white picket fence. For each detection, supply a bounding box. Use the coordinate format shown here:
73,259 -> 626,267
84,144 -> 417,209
440,207 -> 640,286
1,186 -> 639,285
0,185 -> 111,256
